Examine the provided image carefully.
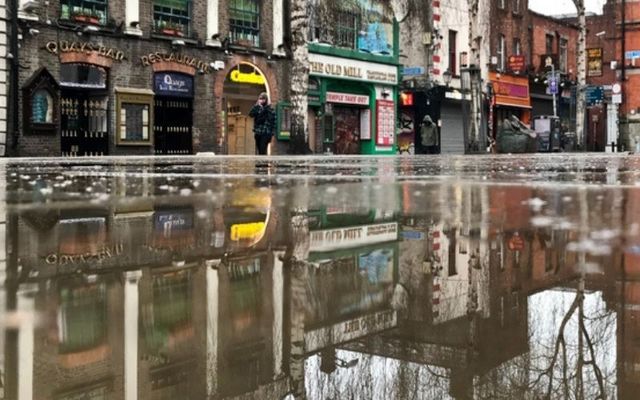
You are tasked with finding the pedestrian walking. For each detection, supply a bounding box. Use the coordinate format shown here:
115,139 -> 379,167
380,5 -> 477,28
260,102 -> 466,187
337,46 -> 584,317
420,115 -> 439,154
249,92 -> 276,155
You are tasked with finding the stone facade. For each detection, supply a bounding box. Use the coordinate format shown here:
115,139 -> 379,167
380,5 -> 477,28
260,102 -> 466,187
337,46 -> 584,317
12,0 -> 290,157
0,0 -> 7,155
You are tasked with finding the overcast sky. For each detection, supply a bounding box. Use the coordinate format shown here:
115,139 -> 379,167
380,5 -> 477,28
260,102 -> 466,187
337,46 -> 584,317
528,0 -> 607,15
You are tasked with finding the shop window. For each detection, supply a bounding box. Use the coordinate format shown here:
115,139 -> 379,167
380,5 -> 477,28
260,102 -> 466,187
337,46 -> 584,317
61,0 -> 108,25
22,68 -> 60,135
116,88 -> 154,146
60,63 -> 107,89
229,0 -> 260,47
154,0 -> 191,37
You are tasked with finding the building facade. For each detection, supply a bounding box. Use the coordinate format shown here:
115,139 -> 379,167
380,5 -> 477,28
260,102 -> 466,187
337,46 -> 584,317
293,0 -> 400,156
12,0 -> 290,157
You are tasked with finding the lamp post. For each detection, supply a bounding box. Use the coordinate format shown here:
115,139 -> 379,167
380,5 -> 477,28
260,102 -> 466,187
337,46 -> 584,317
443,69 -> 452,87
545,57 -> 559,118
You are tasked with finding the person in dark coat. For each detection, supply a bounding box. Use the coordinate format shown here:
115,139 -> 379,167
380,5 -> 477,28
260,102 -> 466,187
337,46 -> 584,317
249,92 -> 276,155
420,115 -> 439,154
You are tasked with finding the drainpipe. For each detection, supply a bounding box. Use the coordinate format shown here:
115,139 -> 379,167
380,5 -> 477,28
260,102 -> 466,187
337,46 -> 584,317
621,0 -> 627,151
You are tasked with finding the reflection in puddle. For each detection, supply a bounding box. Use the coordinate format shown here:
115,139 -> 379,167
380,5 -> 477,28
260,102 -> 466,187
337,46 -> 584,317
0,157 -> 639,399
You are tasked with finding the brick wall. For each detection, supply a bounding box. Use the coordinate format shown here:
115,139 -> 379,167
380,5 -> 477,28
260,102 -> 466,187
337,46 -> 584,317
489,0 -> 531,72
0,0 -> 7,155
14,0 -> 291,156
530,12 -> 579,77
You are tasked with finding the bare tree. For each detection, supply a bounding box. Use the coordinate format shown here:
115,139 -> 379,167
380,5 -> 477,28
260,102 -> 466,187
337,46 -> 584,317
572,0 -> 587,149
289,0 -> 310,154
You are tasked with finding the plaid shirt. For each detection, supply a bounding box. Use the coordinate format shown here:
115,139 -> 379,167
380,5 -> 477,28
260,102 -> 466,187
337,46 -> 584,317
249,104 -> 276,137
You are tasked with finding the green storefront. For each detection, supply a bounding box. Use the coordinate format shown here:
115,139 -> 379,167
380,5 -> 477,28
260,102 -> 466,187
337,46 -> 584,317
276,44 -> 400,155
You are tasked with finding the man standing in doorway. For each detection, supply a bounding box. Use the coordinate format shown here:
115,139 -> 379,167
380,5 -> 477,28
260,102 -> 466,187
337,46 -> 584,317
249,92 -> 276,155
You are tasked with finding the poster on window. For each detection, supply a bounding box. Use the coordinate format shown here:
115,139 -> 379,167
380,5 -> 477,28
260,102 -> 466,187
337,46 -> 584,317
360,109 -> 371,140
376,100 -> 395,146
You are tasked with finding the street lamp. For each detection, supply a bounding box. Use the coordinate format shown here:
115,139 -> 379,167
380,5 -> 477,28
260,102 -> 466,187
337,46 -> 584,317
443,69 -> 452,87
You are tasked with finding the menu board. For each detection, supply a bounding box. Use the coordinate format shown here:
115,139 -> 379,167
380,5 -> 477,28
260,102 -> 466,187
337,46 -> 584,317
376,100 -> 395,146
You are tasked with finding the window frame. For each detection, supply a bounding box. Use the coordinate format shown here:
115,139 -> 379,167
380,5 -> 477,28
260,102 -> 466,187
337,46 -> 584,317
449,30 -> 458,77
60,0 -> 109,26
545,34 -> 555,55
512,0 -> 521,14
513,38 -> 521,56
22,68 -> 60,135
497,34 -> 506,71
115,88 -> 155,147
559,38 -> 568,72
153,0 -> 192,37
229,0 -> 261,47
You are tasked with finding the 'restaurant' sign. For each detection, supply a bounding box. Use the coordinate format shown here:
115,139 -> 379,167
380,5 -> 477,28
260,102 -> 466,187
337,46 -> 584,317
154,73 -> 194,97
326,91 -> 370,105
310,222 -> 398,252
309,53 -> 398,84
141,52 -> 211,74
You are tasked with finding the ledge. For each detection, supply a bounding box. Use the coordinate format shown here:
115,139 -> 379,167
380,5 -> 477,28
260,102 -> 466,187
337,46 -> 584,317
206,39 -> 222,48
18,11 -> 40,22
308,43 -> 398,65
124,27 -> 143,37
150,33 -> 198,46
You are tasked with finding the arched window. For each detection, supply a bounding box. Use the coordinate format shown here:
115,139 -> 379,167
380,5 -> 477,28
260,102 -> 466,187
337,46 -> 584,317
22,68 -> 60,135
32,89 -> 53,124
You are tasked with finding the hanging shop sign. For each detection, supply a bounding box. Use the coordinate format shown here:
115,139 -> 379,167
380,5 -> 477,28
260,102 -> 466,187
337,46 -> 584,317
376,100 -> 395,146
309,53 -> 398,84
45,41 -> 125,61
587,48 -> 603,77
508,55 -> 526,74
230,70 -> 266,85
310,222 -> 398,252
141,52 -> 211,74
326,92 -> 370,105
154,73 -> 194,98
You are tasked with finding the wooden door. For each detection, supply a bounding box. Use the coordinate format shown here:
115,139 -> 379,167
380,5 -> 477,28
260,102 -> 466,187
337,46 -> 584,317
227,115 -> 254,155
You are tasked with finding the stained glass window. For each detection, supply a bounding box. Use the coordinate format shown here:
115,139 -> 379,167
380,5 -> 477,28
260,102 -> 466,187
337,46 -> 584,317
32,90 -> 53,124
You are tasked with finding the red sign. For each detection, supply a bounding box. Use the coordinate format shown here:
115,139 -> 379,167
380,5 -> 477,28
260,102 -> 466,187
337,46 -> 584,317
400,92 -> 414,106
326,92 -> 369,105
494,81 -> 529,98
508,55 -> 526,73
376,100 -> 395,146
508,233 -> 525,251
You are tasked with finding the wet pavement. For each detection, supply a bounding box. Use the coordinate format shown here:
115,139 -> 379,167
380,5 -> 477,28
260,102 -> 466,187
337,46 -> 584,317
0,154 -> 639,399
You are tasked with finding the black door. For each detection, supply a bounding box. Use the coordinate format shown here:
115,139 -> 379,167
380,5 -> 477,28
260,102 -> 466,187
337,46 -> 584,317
154,97 -> 193,155
61,90 -> 109,156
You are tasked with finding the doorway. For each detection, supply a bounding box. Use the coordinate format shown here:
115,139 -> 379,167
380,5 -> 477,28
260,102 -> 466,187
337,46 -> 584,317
60,64 -> 109,156
223,63 -> 269,155
153,72 -> 194,155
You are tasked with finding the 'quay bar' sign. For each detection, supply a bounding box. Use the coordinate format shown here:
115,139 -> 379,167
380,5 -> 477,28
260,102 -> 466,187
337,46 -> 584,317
45,41 -> 125,61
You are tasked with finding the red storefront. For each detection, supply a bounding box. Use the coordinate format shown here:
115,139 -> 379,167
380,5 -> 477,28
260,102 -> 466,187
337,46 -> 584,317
489,72 -> 532,139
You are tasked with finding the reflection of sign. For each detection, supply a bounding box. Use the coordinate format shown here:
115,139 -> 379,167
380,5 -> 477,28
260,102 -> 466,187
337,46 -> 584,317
376,100 -> 395,146
326,92 -> 369,105
154,73 -> 193,97
508,55 -> 526,73
309,53 -> 398,84
45,244 -> 124,266
305,310 -> 397,352
587,48 -> 603,77
45,41 -> 125,61
230,222 -> 266,241
230,70 -> 266,85
310,222 -> 398,252
154,210 -> 193,237
508,233 -> 524,251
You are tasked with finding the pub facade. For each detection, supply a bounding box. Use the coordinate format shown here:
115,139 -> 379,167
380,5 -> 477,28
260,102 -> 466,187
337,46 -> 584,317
12,0 -> 289,157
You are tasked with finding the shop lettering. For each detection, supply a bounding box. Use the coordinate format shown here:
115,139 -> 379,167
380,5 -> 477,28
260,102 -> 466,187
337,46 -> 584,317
45,41 -> 125,61
45,244 -> 124,266
141,52 -> 211,74
310,61 -> 365,79
230,70 -> 265,85
343,310 -> 395,335
310,222 -> 399,252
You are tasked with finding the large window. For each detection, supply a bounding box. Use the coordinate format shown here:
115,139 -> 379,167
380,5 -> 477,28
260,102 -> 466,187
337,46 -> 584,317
513,38 -> 521,56
559,38 -> 568,72
336,10 -> 359,49
497,35 -> 506,71
61,0 -> 108,25
448,30 -> 457,76
229,0 -> 260,47
546,34 -> 554,55
154,0 -> 191,37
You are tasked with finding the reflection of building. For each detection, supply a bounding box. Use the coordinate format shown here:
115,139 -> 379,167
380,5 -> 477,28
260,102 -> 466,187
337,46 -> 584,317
12,0 -> 289,156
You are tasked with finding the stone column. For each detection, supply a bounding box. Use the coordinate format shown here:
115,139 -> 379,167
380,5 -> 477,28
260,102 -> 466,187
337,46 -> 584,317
272,0 -> 286,56
123,270 -> 142,400
206,0 -> 221,47
272,252 -> 284,378
124,0 -> 143,36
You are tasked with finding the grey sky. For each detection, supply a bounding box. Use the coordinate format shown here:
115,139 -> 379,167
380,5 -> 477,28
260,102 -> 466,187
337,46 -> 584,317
528,0 -> 607,15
